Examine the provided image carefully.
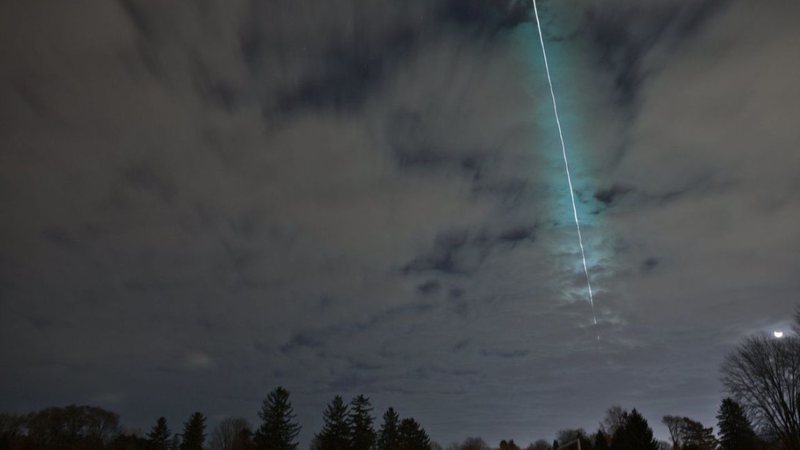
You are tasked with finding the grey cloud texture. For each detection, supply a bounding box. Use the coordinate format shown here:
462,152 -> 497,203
1,0 -> 798,445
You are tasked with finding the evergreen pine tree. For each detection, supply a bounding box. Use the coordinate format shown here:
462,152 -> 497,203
147,417 -> 171,450
255,387 -> 301,450
610,409 -> 658,450
680,418 -> 716,450
397,418 -> 430,450
348,395 -> 377,450
315,396 -> 350,450
377,407 -> 400,450
180,412 -> 206,450
716,398 -> 758,450
594,429 -> 610,450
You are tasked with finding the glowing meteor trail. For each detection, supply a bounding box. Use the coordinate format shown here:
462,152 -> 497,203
532,0 -> 598,329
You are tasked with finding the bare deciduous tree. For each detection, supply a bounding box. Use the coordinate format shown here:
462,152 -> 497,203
661,416 -> 683,450
600,405 -> 627,436
721,332 -> 800,450
209,417 -> 250,450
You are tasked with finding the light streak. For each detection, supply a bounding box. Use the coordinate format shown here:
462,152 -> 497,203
532,0 -> 598,329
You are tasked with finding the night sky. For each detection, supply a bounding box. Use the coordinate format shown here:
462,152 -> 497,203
1,0 -> 799,446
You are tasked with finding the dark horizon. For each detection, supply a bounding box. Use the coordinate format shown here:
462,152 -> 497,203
0,385 -> 784,449
1,0 -> 798,448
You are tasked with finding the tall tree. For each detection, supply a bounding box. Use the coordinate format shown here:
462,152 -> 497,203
716,398 -> 758,450
499,440 -> 521,450
397,418 -> 430,450
680,418 -> 716,450
148,417 -> 172,450
23,405 -> 119,449
594,429 -> 610,450
180,412 -> 207,450
377,407 -> 400,450
210,417 -> 251,450
721,332 -> 800,450
601,406 -> 628,436
610,409 -> 658,450
255,387 -> 301,450
315,396 -> 350,450
661,416 -> 684,450
232,427 -> 256,450
348,395 -> 377,450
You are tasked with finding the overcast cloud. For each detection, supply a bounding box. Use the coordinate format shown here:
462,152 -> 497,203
1,0 -> 798,445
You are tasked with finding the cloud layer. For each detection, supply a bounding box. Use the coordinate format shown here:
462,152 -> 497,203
1,0 -> 798,444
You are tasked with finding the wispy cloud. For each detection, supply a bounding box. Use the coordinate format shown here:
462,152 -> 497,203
0,0 -> 798,446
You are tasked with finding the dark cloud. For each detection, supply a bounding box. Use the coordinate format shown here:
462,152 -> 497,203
497,225 -> 536,244
281,333 -> 326,354
593,184 -> 631,206
452,339 -> 471,352
404,229 -> 477,276
41,227 -> 80,249
641,257 -> 660,272
416,280 -> 441,295
580,0 -> 728,105
440,0 -> 531,31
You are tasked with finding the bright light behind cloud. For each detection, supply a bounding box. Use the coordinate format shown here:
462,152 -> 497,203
774,330 -> 785,339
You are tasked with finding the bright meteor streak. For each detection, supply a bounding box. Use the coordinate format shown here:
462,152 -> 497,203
532,0 -> 598,329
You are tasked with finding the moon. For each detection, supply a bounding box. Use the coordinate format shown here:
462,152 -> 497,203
774,330 -> 784,339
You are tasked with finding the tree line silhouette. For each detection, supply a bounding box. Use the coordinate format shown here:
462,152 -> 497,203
0,395 -> 770,450
1,309 -> 797,450
0,388 -> 430,450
